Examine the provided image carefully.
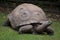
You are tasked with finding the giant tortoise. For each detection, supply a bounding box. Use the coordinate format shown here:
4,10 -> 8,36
4,3 -> 54,35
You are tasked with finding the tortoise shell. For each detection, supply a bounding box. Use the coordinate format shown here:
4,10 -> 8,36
8,3 -> 47,29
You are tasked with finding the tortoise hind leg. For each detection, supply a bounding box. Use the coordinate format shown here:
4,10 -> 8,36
3,19 -> 11,26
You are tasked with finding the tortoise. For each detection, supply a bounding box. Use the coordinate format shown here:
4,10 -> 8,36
3,3 -> 54,35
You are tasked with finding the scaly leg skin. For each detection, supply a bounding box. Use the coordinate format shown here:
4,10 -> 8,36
18,25 -> 33,34
44,27 -> 54,35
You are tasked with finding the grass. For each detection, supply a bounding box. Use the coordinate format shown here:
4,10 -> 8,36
0,13 -> 60,40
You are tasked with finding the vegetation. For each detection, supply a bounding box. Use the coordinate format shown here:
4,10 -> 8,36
0,13 -> 60,40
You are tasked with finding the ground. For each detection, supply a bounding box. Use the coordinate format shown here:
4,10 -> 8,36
0,13 -> 60,40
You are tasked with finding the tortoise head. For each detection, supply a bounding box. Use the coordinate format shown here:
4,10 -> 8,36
40,20 -> 52,27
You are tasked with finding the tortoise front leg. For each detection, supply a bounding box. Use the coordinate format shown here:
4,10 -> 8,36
44,27 -> 54,35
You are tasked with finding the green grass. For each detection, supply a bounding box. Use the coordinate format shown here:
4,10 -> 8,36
0,13 -> 60,40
